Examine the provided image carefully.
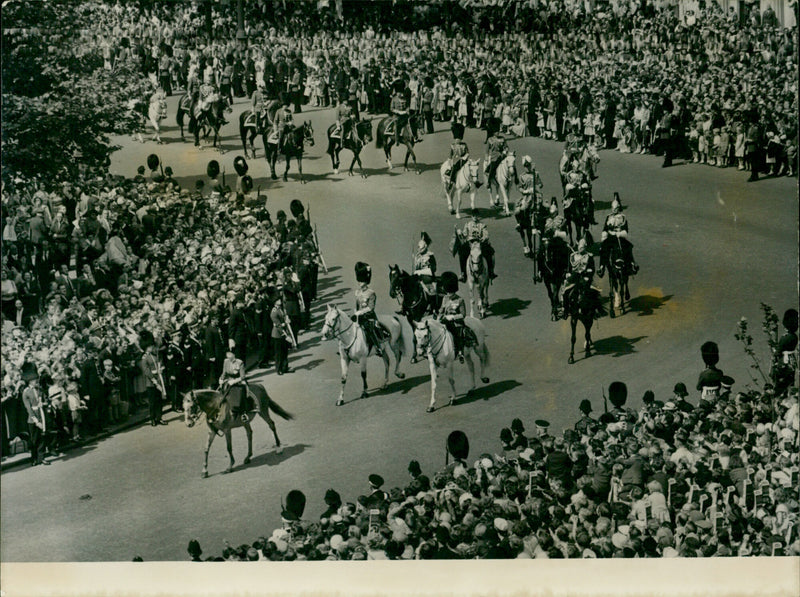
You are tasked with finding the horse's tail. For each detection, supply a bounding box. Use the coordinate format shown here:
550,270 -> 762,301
480,336 -> 491,368
267,396 -> 294,421
375,120 -> 384,149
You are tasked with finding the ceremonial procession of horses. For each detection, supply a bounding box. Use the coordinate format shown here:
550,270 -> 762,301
2,0 -> 798,574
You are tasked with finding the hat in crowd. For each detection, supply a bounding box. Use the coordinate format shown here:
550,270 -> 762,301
783,308 -> 798,332
147,154 -> 160,171
447,430 -> 470,461
579,399 -> 593,414
324,489 -> 342,507
674,382 -> 688,397
240,175 -> 253,194
187,540 -> 202,559
21,362 -> 39,382
663,402 -> 677,412
440,271 -> 459,294
608,381 -> 628,407
511,418 -> 525,434
420,231 -> 432,246
642,391 -> 655,405
451,121 -> 465,140
355,262 -> 372,284
701,341 -> 719,367
281,489 -> 306,521
535,419 -> 550,434
290,199 -> 305,219
720,376 -> 735,391
234,155 -> 249,176
408,460 -> 422,477
207,160 -> 220,179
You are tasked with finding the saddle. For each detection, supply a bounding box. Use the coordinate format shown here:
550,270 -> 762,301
267,128 -> 281,144
244,112 -> 258,129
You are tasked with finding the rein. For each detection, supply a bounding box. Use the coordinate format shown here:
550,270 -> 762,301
423,321 -> 448,363
327,311 -> 358,352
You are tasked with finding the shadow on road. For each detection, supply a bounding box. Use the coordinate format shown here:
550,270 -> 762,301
628,294 -> 673,316
293,358 -> 325,372
491,297 -> 532,319
233,442 -> 311,474
383,373 -> 432,396
595,200 -> 613,211
471,206 -> 514,221
454,379 -> 523,406
591,335 -> 647,357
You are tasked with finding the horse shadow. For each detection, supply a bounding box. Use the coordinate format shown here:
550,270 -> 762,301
320,287 -> 349,302
292,358 -> 325,372
594,200 -> 613,211
315,274 -> 342,293
381,373 -> 432,396
590,335 -> 647,358
628,294 -> 673,316
453,379 -> 523,406
233,442 -> 310,473
472,206 -> 513,221
490,297 -> 531,319
414,162 -> 442,174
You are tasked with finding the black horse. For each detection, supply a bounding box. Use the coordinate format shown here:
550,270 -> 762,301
265,121 -> 314,183
564,186 -> 593,244
327,118 -> 373,177
190,96 -> 227,150
176,93 -> 194,140
565,277 -> 605,364
599,238 -> 632,318
375,113 -> 424,172
388,265 -> 441,324
238,100 -> 280,159
536,235 -> 570,321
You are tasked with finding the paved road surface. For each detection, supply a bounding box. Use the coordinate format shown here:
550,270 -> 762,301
2,94 -> 796,561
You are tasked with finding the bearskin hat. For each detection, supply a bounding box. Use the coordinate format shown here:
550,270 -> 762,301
447,430 -> 469,461
240,175 -> 253,194
139,329 -> 155,349
452,121 -> 465,140
701,341 -> 719,367
21,361 -> 39,382
234,155 -> 249,176
147,154 -> 160,171
440,271 -> 459,294
420,231 -> 432,246
783,308 -> 798,333
350,67 -> 359,79
355,261 -> 372,284
289,199 -> 304,219
281,489 -> 306,521
206,160 -> 220,179
392,78 -> 406,93
608,381 -> 628,407
280,91 -> 290,106
324,488 -> 342,507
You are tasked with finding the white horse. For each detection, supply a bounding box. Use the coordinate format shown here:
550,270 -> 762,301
466,242 -> 490,319
414,316 -> 490,412
441,158 -> 480,219
148,89 -> 167,144
486,152 -> 517,216
321,304 -> 414,406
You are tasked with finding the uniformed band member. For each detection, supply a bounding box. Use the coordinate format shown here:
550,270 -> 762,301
773,308 -> 798,395
438,271 -> 475,363
218,344 -> 250,422
696,341 -> 723,402
446,122 -> 469,188
599,192 -> 639,277
484,118 -> 508,184
270,291 -> 293,375
574,399 -> 598,435
560,237 -> 595,319
353,262 -> 389,357
461,212 -> 497,280
413,231 -> 437,297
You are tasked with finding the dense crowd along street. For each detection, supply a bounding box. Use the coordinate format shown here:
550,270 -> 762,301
1,0 -> 797,568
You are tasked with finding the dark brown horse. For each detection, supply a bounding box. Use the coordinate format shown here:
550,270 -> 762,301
183,384 -> 293,478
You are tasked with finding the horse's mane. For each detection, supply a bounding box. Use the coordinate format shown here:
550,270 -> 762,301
189,389 -> 222,409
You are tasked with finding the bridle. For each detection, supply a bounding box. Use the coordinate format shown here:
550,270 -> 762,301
417,319 -> 447,362
324,308 -> 358,351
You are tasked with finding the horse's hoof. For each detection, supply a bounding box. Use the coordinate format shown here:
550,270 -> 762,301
449,398 -> 455,407
585,351 -> 592,358
271,174 -> 277,180
360,392 -> 369,400
481,377 -> 489,384
275,446 -> 283,455
336,399 -> 344,407
244,457 -> 251,465
456,213 -> 462,219
202,472 -> 208,479
568,356 -> 575,364
333,169 -> 339,175
222,469 -> 231,475
426,407 -> 435,413
396,372 -> 406,379
449,209 -> 455,215
609,311 -> 615,319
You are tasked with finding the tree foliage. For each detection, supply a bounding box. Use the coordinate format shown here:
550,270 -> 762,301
1,0 -> 152,183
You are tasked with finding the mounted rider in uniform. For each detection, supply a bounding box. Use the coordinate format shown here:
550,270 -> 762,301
560,237 -> 599,319
516,155 -> 544,244
460,212 -> 497,281
414,231 -> 437,302
218,344 -> 252,423
390,80 -> 413,146
599,192 -> 639,278
333,91 -> 354,144
445,122 -> 469,190
252,80 -> 268,132
274,93 -> 294,151
438,271 -> 476,364
353,262 -> 390,357
484,118 -> 508,186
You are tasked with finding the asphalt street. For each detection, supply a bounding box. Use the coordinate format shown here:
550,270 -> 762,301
1,94 -> 796,561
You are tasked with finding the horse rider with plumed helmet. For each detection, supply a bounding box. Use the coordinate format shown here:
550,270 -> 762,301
353,262 -> 389,357
274,92 -> 294,152
560,236 -> 595,320
484,118 -> 508,186
446,122 -> 469,189
599,192 -> 639,278
414,231 -> 437,299
438,271 -> 476,364
462,212 -> 497,280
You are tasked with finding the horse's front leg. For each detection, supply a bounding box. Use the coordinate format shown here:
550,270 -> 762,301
501,186 -> 511,216
336,353 -> 348,406
426,358 -> 437,413
391,337 -> 405,379
381,349 -> 390,390
283,155 -> 290,182
467,280 -> 476,318
202,428 -> 215,478
298,157 -> 305,184
331,148 -> 339,174
464,354 -> 476,400
568,318 -> 577,364
269,149 -> 278,180
584,321 -> 594,358
454,188 -> 462,219
360,358 -> 369,400
223,431 -> 235,474
243,422 -> 253,465
385,145 -> 393,169
446,362 -> 457,407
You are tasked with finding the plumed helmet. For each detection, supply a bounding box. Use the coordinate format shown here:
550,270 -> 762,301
355,261 -> 372,284
447,430 -> 469,461
240,175 -> 253,194
451,121 -> 465,140
289,199 -> 304,219
234,155 -> 249,176
608,381 -> 628,407
206,160 -> 220,179
440,271 -> 459,293
420,231 -> 432,246
611,191 -> 624,212
522,155 -> 532,166
701,341 -> 719,366
579,399 -> 592,414
511,418 -> 525,434
783,308 -> 798,332
147,154 -> 160,171
281,489 -> 306,521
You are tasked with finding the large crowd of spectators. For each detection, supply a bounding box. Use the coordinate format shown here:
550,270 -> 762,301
184,360 -> 799,560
